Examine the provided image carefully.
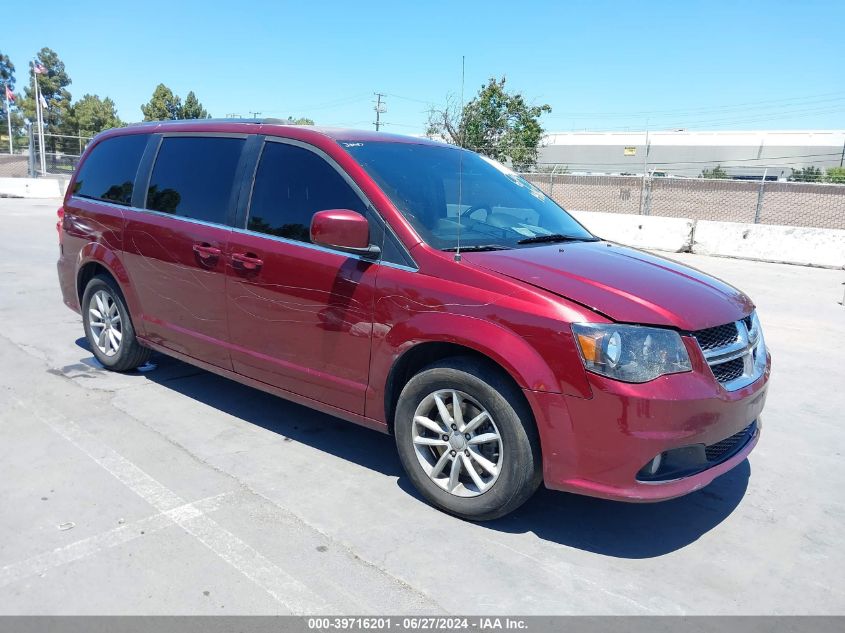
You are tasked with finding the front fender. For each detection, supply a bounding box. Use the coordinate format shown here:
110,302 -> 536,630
388,311 -> 558,389
367,310 -> 591,423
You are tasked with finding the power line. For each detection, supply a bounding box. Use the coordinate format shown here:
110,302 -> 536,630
387,92 -> 437,106
542,91 -> 845,120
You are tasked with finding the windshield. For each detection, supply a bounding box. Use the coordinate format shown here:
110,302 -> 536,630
344,141 -> 595,250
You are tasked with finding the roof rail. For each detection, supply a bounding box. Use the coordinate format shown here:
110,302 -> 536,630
127,117 -> 292,127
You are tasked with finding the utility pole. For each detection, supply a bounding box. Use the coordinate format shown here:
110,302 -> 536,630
373,92 -> 386,131
248,111 -> 262,119
226,113 -> 242,118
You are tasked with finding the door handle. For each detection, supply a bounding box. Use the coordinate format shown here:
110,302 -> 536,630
231,252 -> 264,271
193,243 -> 222,260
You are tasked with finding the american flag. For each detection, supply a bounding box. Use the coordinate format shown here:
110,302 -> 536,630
33,62 -> 45,74
4,85 -> 13,102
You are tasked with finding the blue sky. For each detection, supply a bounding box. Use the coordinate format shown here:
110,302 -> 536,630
4,0 -> 844,133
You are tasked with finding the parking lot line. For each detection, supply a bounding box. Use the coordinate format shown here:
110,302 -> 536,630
0,491 -> 233,589
12,396 -> 334,615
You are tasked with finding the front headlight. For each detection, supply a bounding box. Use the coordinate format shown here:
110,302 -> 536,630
571,323 -> 692,383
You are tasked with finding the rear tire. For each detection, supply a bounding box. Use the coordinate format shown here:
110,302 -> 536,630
81,274 -> 151,372
394,356 -> 542,521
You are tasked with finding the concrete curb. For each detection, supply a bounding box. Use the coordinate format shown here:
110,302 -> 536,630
0,177 -> 70,199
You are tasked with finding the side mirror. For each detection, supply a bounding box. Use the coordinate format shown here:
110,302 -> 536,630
310,209 -> 381,258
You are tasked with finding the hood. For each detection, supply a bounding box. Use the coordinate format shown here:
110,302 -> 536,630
463,242 -> 754,331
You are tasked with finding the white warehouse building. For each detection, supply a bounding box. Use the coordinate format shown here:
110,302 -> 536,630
536,130 -> 845,179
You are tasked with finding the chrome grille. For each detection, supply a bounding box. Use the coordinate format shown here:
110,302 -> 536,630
692,312 -> 766,391
694,323 -> 739,351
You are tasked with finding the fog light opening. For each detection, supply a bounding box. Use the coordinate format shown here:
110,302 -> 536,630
646,452 -> 663,476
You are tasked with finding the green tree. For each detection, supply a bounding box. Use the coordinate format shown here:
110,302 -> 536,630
67,94 -> 123,136
0,51 -> 15,91
141,84 -> 182,121
426,76 -> 552,171
790,166 -> 823,182
141,85 -> 212,120
0,51 -> 24,145
824,167 -> 845,184
18,48 -> 73,151
284,116 -> 314,125
181,91 -> 209,119
701,165 -> 729,179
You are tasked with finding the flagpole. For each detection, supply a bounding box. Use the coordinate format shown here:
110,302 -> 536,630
33,69 -> 41,170
34,68 -> 46,175
31,69 -> 39,168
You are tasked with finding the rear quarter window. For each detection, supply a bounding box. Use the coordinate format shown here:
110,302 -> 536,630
72,134 -> 149,205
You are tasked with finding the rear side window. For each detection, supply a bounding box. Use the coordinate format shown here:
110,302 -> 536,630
247,142 -> 367,243
72,134 -> 148,205
146,136 -> 244,225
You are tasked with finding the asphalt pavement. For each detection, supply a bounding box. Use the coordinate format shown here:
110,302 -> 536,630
1,197 -> 843,614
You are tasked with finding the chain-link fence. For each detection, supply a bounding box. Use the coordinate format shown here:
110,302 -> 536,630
37,132 -> 88,175
0,133 -> 31,177
0,130 -> 89,178
3,130 -> 845,230
522,172 -> 845,230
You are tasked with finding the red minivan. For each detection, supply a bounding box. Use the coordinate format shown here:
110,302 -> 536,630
57,120 -> 769,520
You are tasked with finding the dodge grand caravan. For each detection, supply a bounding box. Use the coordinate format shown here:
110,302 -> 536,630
57,120 -> 770,520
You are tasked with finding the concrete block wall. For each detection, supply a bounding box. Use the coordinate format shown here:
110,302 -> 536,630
0,177 -> 70,199
573,210 -> 845,269
693,222 -> 845,269
570,211 -> 694,252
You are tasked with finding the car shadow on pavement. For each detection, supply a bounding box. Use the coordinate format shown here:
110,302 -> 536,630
74,341 -> 750,559
482,460 -> 750,558
73,341 -> 404,477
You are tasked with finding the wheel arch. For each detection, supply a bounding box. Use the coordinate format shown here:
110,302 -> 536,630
382,319 -> 556,433
75,244 -> 144,331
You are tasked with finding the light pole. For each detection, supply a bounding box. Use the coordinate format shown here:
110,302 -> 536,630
4,83 -> 12,154
24,119 -> 35,177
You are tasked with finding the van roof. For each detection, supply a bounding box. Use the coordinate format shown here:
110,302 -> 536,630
124,118 -> 448,147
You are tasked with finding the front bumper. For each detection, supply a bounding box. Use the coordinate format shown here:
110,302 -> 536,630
524,352 -> 770,502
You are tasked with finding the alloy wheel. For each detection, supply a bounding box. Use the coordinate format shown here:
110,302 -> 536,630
88,289 -> 122,357
411,389 -> 503,497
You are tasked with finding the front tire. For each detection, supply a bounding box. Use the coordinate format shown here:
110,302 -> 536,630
81,274 -> 151,372
394,357 -> 542,521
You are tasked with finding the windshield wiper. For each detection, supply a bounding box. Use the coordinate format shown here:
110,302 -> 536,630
442,244 -> 511,252
516,233 -> 599,245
